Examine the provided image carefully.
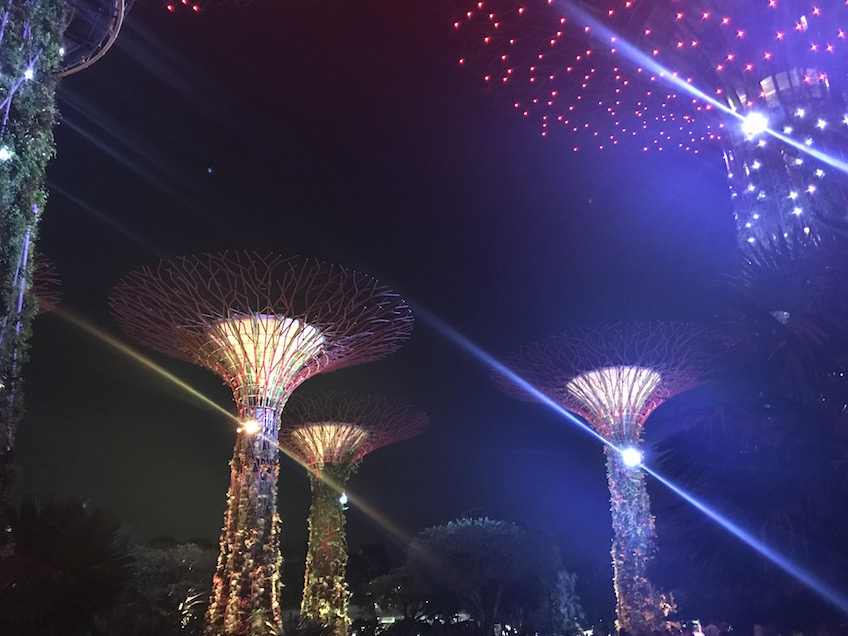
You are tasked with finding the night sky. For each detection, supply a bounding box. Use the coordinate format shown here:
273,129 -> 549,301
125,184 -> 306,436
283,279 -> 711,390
16,0 -> 739,616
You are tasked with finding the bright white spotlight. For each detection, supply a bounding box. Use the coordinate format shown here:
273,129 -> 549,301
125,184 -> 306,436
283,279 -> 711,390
620,447 -> 643,467
241,419 -> 260,435
741,112 -> 769,138
339,492 -> 349,509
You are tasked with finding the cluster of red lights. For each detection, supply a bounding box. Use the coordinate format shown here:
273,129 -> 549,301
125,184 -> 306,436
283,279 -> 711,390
455,0 -> 848,153
165,0 -> 202,13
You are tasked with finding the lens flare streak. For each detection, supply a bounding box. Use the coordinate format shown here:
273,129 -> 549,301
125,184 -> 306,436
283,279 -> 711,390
555,0 -> 848,175
644,466 -> 848,614
57,307 -> 237,423
419,306 -> 848,614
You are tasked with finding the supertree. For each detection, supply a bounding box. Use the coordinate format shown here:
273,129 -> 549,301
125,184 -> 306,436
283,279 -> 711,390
0,0 -> 65,556
278,391 -> 427,636
496,323 -> 710,632
108,253 -> 413,636
1,0 -> 127,556
0,253 -> 60,554
455,0 -> 848,247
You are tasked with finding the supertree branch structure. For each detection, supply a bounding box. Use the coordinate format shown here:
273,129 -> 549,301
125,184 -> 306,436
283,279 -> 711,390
279,392 -> 427,636
30,254 -> 61,314
109,253 -> 413,636
0,253 -> 60,555
497,323 -> 710,632
455,0 -> 848,247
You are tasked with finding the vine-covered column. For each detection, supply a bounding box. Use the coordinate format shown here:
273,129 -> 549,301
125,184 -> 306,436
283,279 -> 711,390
605,441 -> 662,633
0,0 -> 65,554
302,462 -> 355,636
207,407 -> 283,636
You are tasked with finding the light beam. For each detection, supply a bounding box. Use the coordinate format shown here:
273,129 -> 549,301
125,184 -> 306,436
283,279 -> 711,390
417,305 -> 848,615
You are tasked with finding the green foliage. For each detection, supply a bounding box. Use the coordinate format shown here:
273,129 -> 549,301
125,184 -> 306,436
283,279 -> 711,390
371,562 -> 431,623
206,423 -> 284,635
606,449 -> 671,633
523,569 -> 586,636
0,0 -> 66,548
99,542 -> 217,635
0,499 -> 133,635
267,614 -> 339,636
405,518 -> 581,636
302,462 -> 355,636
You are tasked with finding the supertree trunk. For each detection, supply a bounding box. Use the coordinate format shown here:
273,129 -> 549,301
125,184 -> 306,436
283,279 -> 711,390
206,407 -> 283,636
0,0 -> 65,556
301,462 -> 354,636
605,437 -> 662,633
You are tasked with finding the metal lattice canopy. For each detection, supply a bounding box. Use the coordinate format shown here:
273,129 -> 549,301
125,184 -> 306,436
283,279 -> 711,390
279,391 -> 428,467
109,253 -> 413,414
31,254 -> 61,314
496,322 -> 711,441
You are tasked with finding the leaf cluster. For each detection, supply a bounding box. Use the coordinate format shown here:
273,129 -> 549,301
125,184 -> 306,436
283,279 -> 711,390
371,518 -> 585,636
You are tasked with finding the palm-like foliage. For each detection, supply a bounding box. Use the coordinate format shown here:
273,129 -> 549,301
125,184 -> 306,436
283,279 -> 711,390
0,499 -> 132,635
652,231 -> 848,626
722,233 -> 848,412
99,542 -> 216,635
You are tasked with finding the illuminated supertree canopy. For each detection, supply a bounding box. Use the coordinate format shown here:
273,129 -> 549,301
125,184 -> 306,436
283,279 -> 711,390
109,252 -> 413,636
455,0 -> 848,246
496,322 -> 711,632
279,391 -> 427,636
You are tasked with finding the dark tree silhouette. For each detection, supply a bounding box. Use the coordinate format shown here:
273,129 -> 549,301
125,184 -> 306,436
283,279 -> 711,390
406,518 -> 575,636
0,499 -> 132,635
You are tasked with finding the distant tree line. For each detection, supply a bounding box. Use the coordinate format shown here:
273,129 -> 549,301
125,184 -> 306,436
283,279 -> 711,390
361,518 -> 585,636
0,506 -> 586,636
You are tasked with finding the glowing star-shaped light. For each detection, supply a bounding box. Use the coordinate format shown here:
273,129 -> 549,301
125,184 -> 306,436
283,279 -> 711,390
23,67 -> 34,80
795,108 -> 806,118
241,419 -> 261,435
741,111 -> 769,137
0,147 -> 12,162
620,446 -> 643,467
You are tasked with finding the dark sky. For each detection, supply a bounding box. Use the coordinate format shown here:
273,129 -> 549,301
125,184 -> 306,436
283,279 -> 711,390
16,0 -> 737,609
